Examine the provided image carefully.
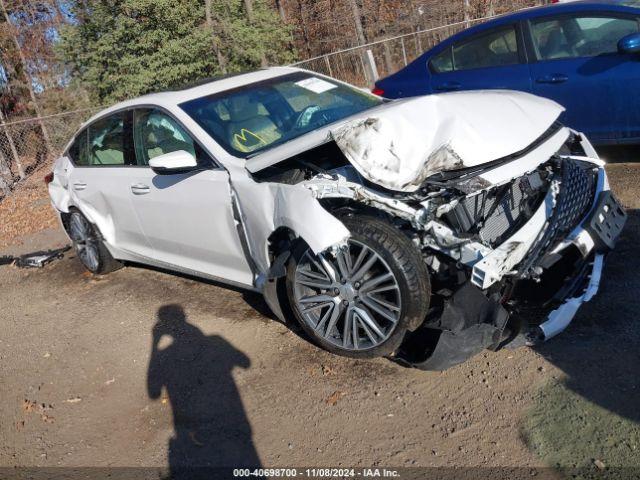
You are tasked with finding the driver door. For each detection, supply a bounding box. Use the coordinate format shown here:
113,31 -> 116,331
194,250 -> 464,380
527,14 -> 640,142
127,108 -> 254,287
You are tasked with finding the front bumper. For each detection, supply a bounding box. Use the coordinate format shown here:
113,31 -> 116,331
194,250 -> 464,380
510,162 -> 626,341
538,253 -> 603,340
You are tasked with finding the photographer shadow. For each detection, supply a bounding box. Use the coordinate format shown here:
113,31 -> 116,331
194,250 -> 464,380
147,304 -> 261,477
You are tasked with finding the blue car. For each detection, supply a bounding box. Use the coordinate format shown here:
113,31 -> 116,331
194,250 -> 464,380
374,1 -> 640,145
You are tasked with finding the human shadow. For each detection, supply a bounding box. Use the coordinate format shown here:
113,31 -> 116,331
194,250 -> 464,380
147,304 -> 261,477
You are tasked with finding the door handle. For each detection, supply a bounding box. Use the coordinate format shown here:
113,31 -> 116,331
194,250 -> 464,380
536,74 -> 569,84
130,183 -> 150,195
434,81 -> 462,92
73,182 -> 87,191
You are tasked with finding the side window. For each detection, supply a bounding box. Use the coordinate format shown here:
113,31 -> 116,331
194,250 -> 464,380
133,109 -> 198,166
68,129 -> 89,166
86,113 -> 126,166
531,16 -> 639,60
451,26 -> 520,71
430,47 -> 454,74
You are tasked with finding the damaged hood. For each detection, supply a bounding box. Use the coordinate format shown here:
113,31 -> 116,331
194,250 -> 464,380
330,90 -> 564,192
246,90 -> 565,193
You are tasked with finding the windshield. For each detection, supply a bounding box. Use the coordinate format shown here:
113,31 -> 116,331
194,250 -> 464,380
179,72 -> 382,158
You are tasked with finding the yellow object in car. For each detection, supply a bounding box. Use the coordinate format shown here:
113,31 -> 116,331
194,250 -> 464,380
232,125 -> 282,153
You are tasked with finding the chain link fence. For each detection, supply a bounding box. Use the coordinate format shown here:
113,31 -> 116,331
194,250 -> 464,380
0,108 -> 99,198
291,17 -> 490,86
0,3 -> 540,201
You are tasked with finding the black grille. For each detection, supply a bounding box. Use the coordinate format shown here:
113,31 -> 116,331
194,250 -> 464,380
446,170 -> 549,247
520,159 -> 598,274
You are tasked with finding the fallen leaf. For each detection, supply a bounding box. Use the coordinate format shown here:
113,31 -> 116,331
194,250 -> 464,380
325,390 -> 346,406
321,365 -> 336,376
22,399 -> 37,413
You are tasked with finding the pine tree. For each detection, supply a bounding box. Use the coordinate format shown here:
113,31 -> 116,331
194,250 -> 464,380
58,0 -> 295,103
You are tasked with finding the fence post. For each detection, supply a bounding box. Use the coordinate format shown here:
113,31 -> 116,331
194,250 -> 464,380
0,109 -> 24,180
364,49 -> 379,85
324,55 -> 333,77
383,42 -> 393,76
0,149 -> 11,196
401,37 -> 408,66
463,0 -> 471,27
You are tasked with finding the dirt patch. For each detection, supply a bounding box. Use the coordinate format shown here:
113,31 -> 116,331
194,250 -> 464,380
0,166 -> 58,249
0,155 -> 637,471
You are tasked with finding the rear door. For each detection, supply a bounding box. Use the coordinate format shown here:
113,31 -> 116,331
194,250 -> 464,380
527,13 -> 640,142
67,111 -> 153,257
127,107 -> 254,287
429,24 -> 532,93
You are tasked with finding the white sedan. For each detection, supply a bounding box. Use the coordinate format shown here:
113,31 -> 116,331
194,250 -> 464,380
47,67 -> 625,369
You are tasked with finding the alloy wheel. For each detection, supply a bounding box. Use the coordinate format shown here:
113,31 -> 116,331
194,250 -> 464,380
293,240 -> 402,351
69,213 -> 100,272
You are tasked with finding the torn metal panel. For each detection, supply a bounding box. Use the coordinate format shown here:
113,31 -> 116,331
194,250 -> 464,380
303,174 -> 419,222
327,91 -> 565,192
538,254 -> 604,339
461,127 -> 569,192
228,171 -> 350,276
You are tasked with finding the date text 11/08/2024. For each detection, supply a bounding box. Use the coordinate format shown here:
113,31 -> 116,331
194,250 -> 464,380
232,468 -> 401,477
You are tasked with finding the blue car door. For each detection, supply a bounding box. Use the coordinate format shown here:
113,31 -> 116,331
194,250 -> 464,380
527,13 -> 640,143
429,24 -> 532,94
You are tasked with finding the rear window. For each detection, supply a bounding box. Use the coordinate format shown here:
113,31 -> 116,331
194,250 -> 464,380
430,25 -> 520,73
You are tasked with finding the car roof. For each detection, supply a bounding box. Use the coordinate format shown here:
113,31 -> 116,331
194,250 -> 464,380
431,0 -> 640,48
84,66 -> 302,125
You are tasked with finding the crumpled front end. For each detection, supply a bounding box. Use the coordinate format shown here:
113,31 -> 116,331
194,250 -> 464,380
295,129 -> 626,370
246,90 -> 626,370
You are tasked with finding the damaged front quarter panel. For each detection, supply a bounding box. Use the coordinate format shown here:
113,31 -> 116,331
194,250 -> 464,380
228,173 -> 350,278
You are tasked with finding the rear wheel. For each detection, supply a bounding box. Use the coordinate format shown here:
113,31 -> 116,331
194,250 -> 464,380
68,210 -> 122,274
286,215 -> 430,358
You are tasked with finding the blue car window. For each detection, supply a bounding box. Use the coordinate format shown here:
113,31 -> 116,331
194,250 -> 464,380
451,26 -> 519,71
431,47 -> 454,73
531,16 -> 639,60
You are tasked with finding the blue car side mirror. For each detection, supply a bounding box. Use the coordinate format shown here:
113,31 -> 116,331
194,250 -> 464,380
618,32 -> 640,54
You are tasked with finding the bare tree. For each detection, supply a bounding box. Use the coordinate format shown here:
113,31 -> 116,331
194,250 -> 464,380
0,0 -> 53,159
204,0 -> 228,74
0,107 -> 23,179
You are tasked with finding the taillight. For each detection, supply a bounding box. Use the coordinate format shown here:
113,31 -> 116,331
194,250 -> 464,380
372,87 -> 385,96
44,172 -> 54,185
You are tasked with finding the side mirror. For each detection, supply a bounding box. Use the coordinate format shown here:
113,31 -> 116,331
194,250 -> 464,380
149,150 -> 197,174
618,32 -> 640,54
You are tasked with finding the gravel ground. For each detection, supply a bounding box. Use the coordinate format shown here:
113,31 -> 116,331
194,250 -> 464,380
0,162 -> 638,477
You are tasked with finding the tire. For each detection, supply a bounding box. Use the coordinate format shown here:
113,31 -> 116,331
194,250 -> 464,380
67,210 -> 123,274
286,214 -> 430,358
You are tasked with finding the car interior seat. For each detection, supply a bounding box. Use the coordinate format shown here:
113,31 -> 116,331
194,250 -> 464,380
142,114 -> 195,163
542,28 -> 575,59
226,95 -> 282,153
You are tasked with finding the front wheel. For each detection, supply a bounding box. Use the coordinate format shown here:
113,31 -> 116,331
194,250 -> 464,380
286,215 -> 430,358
